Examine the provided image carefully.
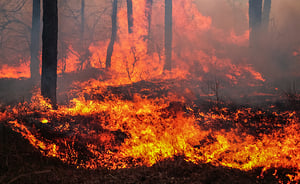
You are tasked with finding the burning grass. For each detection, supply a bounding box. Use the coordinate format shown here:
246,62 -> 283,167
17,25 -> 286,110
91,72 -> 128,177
0,77 -> 299,183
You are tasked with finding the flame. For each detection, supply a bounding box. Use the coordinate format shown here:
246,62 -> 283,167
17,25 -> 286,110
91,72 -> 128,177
0,62 -> 30,79
2,90 -> 300,179
1,0 -> 299,182
0,0 -> 265,89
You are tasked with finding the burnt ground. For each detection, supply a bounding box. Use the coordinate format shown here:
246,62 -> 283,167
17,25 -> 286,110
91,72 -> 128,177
0,126 -> 297,184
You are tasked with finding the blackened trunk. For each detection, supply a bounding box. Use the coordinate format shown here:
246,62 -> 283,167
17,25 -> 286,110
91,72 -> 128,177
145,0 -> 153,53
41,0 -> 58,108
127,0 -> 133,34
164,0 -> 172,71
80,0 -> 86,70
106,0 -> 118,69
81,0 -> 85,40
249,0 -> 262,47
262,0 -> 271,30
30,0 -> 41,82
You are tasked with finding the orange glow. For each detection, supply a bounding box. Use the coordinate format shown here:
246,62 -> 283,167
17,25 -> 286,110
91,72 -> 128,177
2,91 -> 300,180
0,62 -> 30,79
1,0 -> 299,182
293,48 -> 300,56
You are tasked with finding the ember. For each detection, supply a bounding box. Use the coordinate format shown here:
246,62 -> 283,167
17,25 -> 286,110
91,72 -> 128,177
0,0 -> 299,183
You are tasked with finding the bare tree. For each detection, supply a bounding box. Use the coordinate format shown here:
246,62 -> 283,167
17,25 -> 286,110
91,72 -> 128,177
262,0 -> 271,31
127,0 -> 133,34
81,0 -> 85,41
0,0 -> 30,65
164,0 -> 172,71
30,0 -> 41,82
145,0 -> 153,53
249,0 -> 262,47
105,0 -> 118,69
41,0 -> 58,108
79,0 -> 89,70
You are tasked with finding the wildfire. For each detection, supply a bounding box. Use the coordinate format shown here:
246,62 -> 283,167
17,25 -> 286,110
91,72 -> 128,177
1,0 -> 300,182
2,88 -> 300,181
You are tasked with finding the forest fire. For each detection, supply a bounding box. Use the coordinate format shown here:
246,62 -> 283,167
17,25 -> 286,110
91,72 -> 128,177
1,0 -> 300,183
1,86 -> 300,182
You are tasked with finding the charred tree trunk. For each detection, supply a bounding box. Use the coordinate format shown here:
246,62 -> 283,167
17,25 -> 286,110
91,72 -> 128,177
164,0 -> 172,71
127,0 -> 133,34
81,0 -> 85,40
105,0 -> 118,69
79,0 -> 86,70
30,0 -> 41,82
41,0 -> 58,108
249,0 -> 262,47
145,0 -> 153,53
262,0 -> 271,30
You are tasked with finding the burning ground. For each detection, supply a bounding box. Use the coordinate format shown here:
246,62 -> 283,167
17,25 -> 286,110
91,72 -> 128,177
1,76 -> 300,183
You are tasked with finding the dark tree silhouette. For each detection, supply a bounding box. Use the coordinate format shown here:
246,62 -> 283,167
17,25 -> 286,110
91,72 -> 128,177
249,0 -> 262,47
41,0 -> 58,108
79,0 -> 88,70
30,0 -> 41,82
106,0 -> 118,69
145,0 -> 153,53
262,0 -> 271,30
81,0 -> 85,40
127,0 -> 133,34
164,0 -> 172,71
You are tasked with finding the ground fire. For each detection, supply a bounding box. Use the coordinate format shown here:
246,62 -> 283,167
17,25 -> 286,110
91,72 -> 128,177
0,0 -> 299,183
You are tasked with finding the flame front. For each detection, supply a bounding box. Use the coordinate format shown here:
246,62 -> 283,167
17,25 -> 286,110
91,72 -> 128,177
2,86 -> 300,181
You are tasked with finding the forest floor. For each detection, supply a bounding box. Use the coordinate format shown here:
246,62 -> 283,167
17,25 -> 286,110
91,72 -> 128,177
0,127 -> 295,184
0,72 -> 299,184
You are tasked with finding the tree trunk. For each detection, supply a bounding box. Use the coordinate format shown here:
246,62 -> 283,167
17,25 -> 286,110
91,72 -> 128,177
249,0 -> 262,47
105,0 -> 118,69
30,0 -> 41,82
164,0 -> 172,71
262,0 -> 271,30
81,0 -> 85,40
41,0 -> 58,108
80,0 -> 86,70
127,0 -> 133,34
145,0 -> 153,53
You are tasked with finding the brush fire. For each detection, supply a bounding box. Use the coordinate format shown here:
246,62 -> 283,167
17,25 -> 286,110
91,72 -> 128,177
0,0 -> 299,183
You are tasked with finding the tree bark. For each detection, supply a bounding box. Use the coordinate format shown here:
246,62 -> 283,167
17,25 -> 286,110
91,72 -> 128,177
79,0 -> 86,70
145,0 -> 153,53
127,0 -> 133,34
262,0 -> 271,30
105,0 -> 118,69
249,0 -> 262,47
41,0 -> 58,108
81,0 -> 85,40
164,0 -> 172,71
30,0 -> 41,82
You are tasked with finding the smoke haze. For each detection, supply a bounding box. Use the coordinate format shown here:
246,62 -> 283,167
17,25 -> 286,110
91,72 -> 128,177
0,0 -> 299,103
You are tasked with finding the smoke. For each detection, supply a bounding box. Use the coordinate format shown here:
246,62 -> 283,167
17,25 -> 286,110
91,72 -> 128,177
0,0 -> 299,104
191,0 -> 300,94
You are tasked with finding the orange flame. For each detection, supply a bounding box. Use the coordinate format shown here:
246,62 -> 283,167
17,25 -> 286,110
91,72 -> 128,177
0,62 -> 30,79
2,91 -> 299,181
